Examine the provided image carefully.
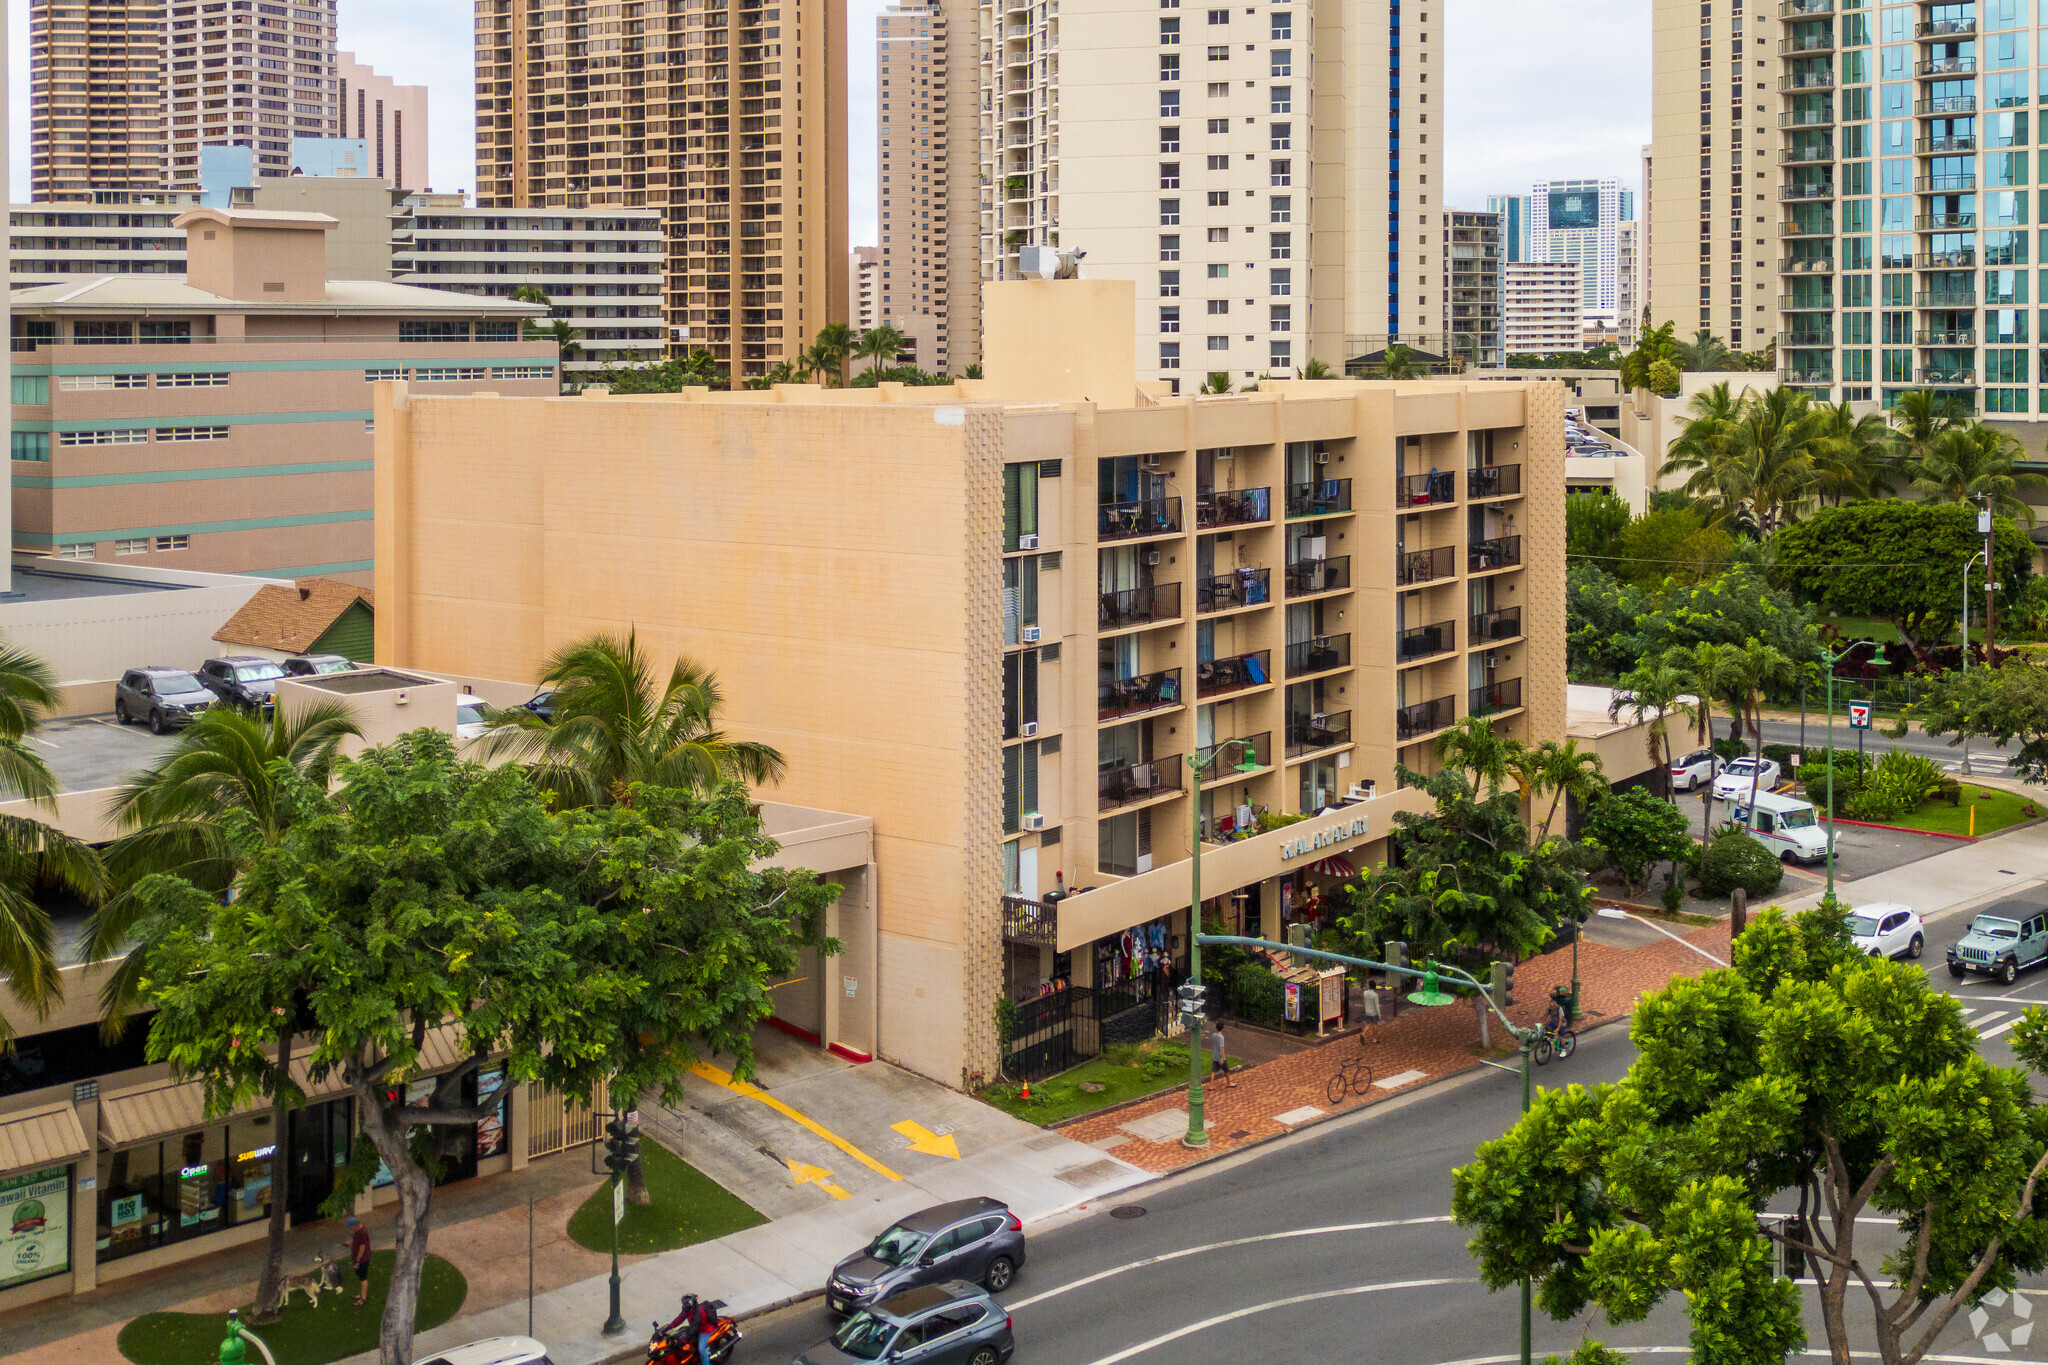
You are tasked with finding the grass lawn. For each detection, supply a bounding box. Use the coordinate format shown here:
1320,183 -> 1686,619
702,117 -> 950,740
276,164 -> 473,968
1817,614 -> 1904,644
1884,784 -> 2040,837
118,1250 -> 465,1365
567,1139 -> 765,1254
980,1040 -> 1237,1127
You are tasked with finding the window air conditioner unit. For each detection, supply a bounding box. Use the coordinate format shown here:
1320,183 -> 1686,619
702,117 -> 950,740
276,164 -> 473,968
1022,624 -> 1041,642
1022,812 -> 1046,830
1314,448 -> 1331,464
1022,721 -> 1039,736
1018,533 -> 1039,549
1144,549 -> 1162,566
1141,452 -> 1162,469
1485,653 -> 1500,668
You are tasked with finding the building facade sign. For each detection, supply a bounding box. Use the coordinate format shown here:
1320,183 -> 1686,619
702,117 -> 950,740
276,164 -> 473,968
0,1165 -> 70,1290
1279,815 -> 1369,860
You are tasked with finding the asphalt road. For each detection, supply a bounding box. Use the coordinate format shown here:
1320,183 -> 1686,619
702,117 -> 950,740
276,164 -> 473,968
732,887 -> 2048,1365
1753,716 -> 2019,775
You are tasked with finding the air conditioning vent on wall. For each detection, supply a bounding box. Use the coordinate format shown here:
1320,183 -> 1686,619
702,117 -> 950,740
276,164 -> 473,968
1022,625 -> 1041,642
1022,721 -> 1039,736
1018,534 -> 1039,550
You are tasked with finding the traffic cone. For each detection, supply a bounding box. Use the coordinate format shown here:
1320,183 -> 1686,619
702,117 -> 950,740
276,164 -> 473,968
1020,1079 -> 1032,1100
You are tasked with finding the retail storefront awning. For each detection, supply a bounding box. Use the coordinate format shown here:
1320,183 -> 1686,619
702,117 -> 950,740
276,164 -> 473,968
0,1102 -> 90,1172
1307,854 -> 1358,879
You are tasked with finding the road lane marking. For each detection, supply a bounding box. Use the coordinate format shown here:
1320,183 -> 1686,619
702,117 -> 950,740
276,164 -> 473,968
689,1060 -> 904,1182
1007,1216 -> 1456,1310
1974,1012 -> 2011,1032
891,1121 -> 960,1159
1080,1278 -> 1473,1364
1983,1018 -> 2022,1040
785,1159 -> 850,1199
1596,907 -> 1726,965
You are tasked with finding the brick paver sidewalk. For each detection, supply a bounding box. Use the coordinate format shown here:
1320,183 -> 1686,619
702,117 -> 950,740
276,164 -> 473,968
1059,919 -> 1731,1173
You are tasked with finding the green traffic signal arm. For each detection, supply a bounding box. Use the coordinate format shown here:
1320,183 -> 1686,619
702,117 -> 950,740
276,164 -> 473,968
1194,934 -> 1538,1045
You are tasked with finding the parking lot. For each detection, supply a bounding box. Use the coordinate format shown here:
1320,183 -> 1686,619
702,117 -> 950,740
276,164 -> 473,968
1668,783 -> 1970,888
30,712 -> 179,795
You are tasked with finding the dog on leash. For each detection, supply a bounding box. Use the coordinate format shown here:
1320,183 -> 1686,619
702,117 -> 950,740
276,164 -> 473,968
281,1253 -> 345,1308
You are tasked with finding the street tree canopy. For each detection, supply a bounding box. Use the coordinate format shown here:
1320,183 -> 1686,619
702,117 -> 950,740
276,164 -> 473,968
1914,660 -> 2048,784
1773,500 -> 2034,653
1452,904 -> 2048,1365
127,733 -> 839,1365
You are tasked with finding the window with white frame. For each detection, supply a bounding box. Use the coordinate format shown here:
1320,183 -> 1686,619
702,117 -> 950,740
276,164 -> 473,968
114,538 -> 150,556
1160,162 -> 1181,188
156,372 -> 229,387
1270,341 -> 1292,368
154,534 -> 190,551
1160,342 -> 1182,369
53,543 -> 93,560
59,373 -> 147,390
364,367 -> 408,381
1271,232 -> 1293,259
1271,304 -> 1292,331
156,426 -> 229,442
1160,234 -> 1182,260
1206,226 -> 1229,242
58,429 -> 148,446
1206,81 -> 1228,96
1270,159 -> 1292,186
1207,298 -> 1229,314
1160,306 -> 1182,333
1271,267 -> 1293,295
1270,86 -> 1291,113
1207,335 -> 1229,350
1160,269 -> 1182,296
1270,49 -> 1291,76
1270,123 -> 1291,150
1160,198 -> 1181,225
1271,195 -> 1292,223
1206,190 -> 1229,207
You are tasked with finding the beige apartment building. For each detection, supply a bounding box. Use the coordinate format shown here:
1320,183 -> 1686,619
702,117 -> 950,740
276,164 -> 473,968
372,279 -> 1565,1087
981,0 -> 1444,389
1505,260 -> 1583,356
337,53 -> 428,192
27,0 -> 165,203
1443,208 -> 1503,368
851,245 -> 881,331
472,0 -> 850,386
8,207 -> 551,584
878,2 -> 952,372
162,0 -> 341,191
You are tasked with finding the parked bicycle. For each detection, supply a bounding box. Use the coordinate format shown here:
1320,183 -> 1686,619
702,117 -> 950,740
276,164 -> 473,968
1326,1039 -> 1375,1104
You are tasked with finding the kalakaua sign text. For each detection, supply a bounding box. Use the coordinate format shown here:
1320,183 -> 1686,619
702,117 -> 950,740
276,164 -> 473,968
1279,814 -> 1369,860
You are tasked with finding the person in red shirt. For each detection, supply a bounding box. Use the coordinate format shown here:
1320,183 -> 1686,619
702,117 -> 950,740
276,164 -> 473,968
347,1216 -> 372,1306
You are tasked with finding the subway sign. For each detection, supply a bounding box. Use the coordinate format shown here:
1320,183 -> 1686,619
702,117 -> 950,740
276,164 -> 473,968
1280,815 -> 1369,860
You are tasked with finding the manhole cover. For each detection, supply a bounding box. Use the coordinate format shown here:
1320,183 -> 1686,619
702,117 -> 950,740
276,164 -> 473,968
1109,1205 -> 1147,1220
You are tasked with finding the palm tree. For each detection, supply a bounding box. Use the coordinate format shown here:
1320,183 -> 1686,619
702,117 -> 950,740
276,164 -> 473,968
1673,329 -> 1732,372
1200,371 -> 1233,395
1533,738 -> 1607,843
1434,714 -> 1512,801
1663,384 -> 1824,535
1380,344 -> 1422,379
1298,358 -> 1335,380
1888,387 -> 1971,468
477,629 -> 785,811
813,321 -> 857,388
856,324 -> 906,378
798,340 -> 835,385
1609,659 -> 1695,803
1665,641 -> 1742,830
1810,399 -> 1901,503
1912,423 -> 2048,525
678,348 -> 722,388
1727,640 -> 1797,814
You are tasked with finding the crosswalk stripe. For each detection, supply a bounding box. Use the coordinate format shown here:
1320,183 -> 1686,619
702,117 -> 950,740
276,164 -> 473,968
1975,1011 -> 2011,1031
1982,1019 -> 2022,1040
1959,1008 -> 1980,1018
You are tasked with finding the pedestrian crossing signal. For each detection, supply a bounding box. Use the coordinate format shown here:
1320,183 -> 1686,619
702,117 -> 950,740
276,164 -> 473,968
1848,701 -> 1872,730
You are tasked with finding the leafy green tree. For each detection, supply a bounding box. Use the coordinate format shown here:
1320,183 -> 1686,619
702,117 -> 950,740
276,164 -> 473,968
1583,787 -> 1693,896
592,351 -> 725,393
1645,358 -> 1680,397
1612,505 -> 1734,589
1564,492 -> 1630,569
1453,904 -> 2048,1365
1888,386 -> 1972,467
1632,566 -> 1822,668
1665,640 -> 1744,828
1672,328 -> 1731,372
1774,500 -> 2034,653
1434,714 -> 1514,800
1916,660 -> 2048,783
1608,658 -> 1695,801
1532,738 -> 1608,843
1620,320 -> 1676,390
1810,398 -> 1900,503
1912,423 -> 2048,525
511,287 -> 581,373
1564,564 -> 1647,678
125,735 -> 839,1365
1728,639 -> 1797,808
480,629 -> 785,811
1696,826 -> 1785,897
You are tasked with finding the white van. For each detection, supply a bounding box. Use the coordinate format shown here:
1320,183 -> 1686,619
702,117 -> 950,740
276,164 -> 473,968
1731,789 -> 1829,865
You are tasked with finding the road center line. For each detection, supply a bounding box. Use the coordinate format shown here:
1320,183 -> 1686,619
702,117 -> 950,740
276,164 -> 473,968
688,1060 -> 904,1182
1006,1216 -> 1456,1310
1080,1277 -> 1475,1365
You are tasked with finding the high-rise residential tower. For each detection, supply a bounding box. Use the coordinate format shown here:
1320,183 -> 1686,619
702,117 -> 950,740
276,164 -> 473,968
876,2 -> 952,373
1486,192 -> 1530,263
472,0 -> 850,386
1444,208 -> 1503,368
338,54 -> 429,191
1531,177 -> 1630,331
162,0 -> 341,191
27,0 -> 165,202
980,0 -> 1443,390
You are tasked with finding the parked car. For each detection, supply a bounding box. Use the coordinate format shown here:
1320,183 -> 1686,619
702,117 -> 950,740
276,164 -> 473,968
197,655 -> 287,713
1711,756 -> 1783,802
1948,909 -> 2048,984
1730,790 -> 1829,865
1846,902 -> 1925,959
411,1337 -> 553,1365
1669,749 -> 1723,793
114,667 -> 215,734
826,1198 -> 1025,1315
520,689 -> 559,722
798,1283 -> 1014,1365
282,653 -> 354,677
455,693 -> 492,741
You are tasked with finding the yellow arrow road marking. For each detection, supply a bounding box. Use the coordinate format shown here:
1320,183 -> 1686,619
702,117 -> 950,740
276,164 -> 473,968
785,1158 -> 850,1199
690,1060 -> 905,1181
891,1121 -> 961,1160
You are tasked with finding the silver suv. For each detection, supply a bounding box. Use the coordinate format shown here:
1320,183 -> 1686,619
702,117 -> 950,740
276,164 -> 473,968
798,1282 -> 1015,1365
826,1198 -> 1024,1315
115,667 -> 213,734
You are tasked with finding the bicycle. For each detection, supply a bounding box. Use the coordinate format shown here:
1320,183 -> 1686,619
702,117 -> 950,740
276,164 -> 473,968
1531,1019 -> 1577,1066
1326,1045 -> 1375,1104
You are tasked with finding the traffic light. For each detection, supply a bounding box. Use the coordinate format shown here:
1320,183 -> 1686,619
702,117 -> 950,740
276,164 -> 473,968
603,1116 -> 640,1178
1488,960 -> 1516,1014
1176,981 -> 1208,1021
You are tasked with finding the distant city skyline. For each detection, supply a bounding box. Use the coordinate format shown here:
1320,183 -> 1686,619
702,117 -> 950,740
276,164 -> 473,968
6,0 -> 1649,247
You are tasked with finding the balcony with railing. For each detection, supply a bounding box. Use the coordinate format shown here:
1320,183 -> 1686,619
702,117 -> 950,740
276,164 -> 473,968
1916,249 -> 1976,268
1287,709 -> 1354,756
1286,555 -> 1351,595
1399,619 -> 1457,662
1779,293 -> 1838,310
1098,754 -> 1185,811
1779,255 -> 1836,274
1779,215 -> 1836,236
1779,182 -> 1836,201
1778,32 -> 1836,54
1917,368 -> 1977,386
1467,464 -> 1521,499
1394,697 -> 1454,742
1915,135 -> 1977,154
1779,144 -> 1835,164
1195,486 -> 1272,529
1916,328 -> 1977,345
1396,470 -> 1457,507
1472,605 -> 1523,643
1469,535 -> 1521,572
1002,893 -> 1056,946
1779,329 -> 1836,348
1471,677 -> 1524,717
1098,582 -> 1182,631
1914,17 -> 1976,36
1197,649 -> 1273,698
1780,366 -> 1837,385
1286,634 -> 1350,675
1779,69 -> 1837,91
1396,545 -> 1455,586
1914,95 -> 1978,115
1915,56 -> 1976,77
1916,211 -> 1977,229
1197,567 -> 1272,613
1287,478 -> 1353,518
1777,0 -> 1833,15
1098,496 -> 1183,540
1197,730 -> 1271,779
1916,289 -> 1978,306
1098,667 -> 1182,720
1914,173 -> 1976,191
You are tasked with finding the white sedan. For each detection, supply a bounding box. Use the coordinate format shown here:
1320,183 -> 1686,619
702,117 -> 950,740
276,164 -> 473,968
1711,756 -> 1783,802
1847,902 -> 1925,960
1669,749 -> 1723,792
455,693 -> 493,741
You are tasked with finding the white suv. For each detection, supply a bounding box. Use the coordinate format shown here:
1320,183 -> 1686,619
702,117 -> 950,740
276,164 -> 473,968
1847,903 -> 1924,960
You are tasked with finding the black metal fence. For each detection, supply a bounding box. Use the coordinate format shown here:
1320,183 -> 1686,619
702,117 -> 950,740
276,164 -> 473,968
1003,972 -> 1168,1083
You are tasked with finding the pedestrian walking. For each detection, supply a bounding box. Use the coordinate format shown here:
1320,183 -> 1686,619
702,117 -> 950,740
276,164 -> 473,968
348,1215 -> 372,1306
1209,1023 -> 1229,1083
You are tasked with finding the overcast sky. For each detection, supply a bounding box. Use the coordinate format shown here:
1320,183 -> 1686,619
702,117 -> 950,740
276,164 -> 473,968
7,0 -> 1649,235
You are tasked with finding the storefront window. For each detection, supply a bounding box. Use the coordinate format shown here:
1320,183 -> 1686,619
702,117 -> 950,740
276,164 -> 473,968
226,1117 -> 279,1226
475,1069 -> 510,1161
98,1117 -> 282,1263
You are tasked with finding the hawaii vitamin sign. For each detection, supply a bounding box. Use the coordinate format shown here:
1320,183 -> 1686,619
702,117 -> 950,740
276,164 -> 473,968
1279,814 -> 1370,860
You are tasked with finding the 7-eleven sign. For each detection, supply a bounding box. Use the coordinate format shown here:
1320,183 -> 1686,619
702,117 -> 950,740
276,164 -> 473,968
1848,701 -> 1873,730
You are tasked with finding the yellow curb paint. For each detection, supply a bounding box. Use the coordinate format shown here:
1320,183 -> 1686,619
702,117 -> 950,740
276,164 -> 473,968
691,1060 -> 905,1181
891,1121 -> 962,1159
785,1158 -> 851,1199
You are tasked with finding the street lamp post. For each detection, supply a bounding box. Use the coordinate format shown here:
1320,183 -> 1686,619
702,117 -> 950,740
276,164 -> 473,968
1820,639 -> 1887,900
1181,738 -> 1262,1148
1961,547 -> 1986,777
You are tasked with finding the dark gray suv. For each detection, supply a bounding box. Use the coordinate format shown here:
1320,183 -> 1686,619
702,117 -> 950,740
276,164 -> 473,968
798,1282 -> 1014,1365
826,1198 -> 1023,1316
114,667 -> 214,734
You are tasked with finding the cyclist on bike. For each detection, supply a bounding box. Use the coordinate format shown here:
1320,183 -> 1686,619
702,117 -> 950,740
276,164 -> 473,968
1544,985 -> 1574,1038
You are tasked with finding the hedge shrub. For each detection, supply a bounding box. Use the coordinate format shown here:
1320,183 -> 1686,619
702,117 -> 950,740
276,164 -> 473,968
1697,829 -> 1785,898
1227,961 -> 1283,1026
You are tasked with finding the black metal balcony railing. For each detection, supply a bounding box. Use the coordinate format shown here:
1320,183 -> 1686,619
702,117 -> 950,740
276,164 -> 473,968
1195,486 -> 1272,529
1916,329 -> 1977,345
1778,33 -> 1835,54
1914,174 -> 1976,191
1917,289 -> 1978,306
1469,535 -> 1522,572
1915,136 -> 1977,154
1286,633 -> 1351,674
1918,369 -> 1977,386
1396,545 -> 1455,586
1197,567 -> 1272,613
1197,730 -> 1271,779
1399,619 -> 1457,661
1778,108 -> 1837,130
1471,677 -> 1524,717
1779,71 -> 1837,91
1779,331 -> 1836,348
1002,894 -> 1056,946
1287,555 -> 1351,595
1198,649 -> 1273,698
1288,709 -> 1355,756
1287,478 -> 1353,518
1779,183 -> 1836,201
1098,667 -> 1182,720
1916,250 -> 1976,269
1777,0 -> 1833,16
1098,496 -> 1183,540
1467,464 -> 1522,498
1394,697 -> 1454,742
1396,470 -> 1457,507
1098,754 -> 1185,810
1916,57 -> 1976,77
1472,606 -> 1523,643
1779,256 -> 1835,274
1779,144 -> 1835,164
1779,216 -> 1835,235
1915,18 -> 1976,37
1916,212 -> 1977,229
1779,294 -> 1838,311
1914,96 -> 1977,116
1098,582 -> 1183,630
1779,369 -> 1837,385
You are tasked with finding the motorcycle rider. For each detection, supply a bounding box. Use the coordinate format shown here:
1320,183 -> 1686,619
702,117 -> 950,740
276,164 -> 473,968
662,1293 -> 718,1365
